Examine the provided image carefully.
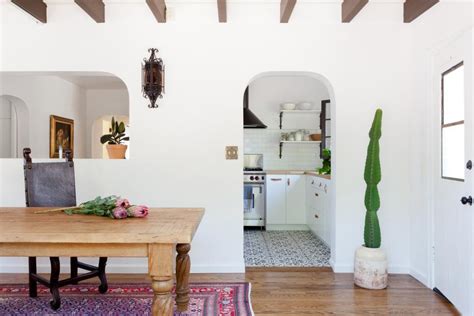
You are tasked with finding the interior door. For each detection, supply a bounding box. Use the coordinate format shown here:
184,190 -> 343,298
433,30 -> 473,315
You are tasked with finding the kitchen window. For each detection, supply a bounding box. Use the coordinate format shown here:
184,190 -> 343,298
441,62 -> 465,181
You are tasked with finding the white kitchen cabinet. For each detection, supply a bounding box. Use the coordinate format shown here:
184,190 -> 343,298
266,174 -> 306,227
286,175 -> 306,224
266,175 -> 287,225
305,176 -> 330,245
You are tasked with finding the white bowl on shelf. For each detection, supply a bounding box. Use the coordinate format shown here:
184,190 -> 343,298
281,103 -> 296,110
297,102 -> 313,110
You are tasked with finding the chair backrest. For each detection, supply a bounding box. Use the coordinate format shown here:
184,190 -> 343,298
23,148 -> 77,207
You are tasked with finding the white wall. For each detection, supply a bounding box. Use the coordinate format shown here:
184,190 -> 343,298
0,75 -> 87,158
244,74 -> 329,170
85,89 -> 129,158
0,0 -> 471,275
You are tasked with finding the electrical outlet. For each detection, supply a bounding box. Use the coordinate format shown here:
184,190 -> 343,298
225,146 -> 238,160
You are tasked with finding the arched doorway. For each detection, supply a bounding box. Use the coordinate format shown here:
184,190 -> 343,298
0,95 -> 29,158
242,71 -> 337,269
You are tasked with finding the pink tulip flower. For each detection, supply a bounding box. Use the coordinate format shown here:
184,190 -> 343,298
113,207 -> 128,219
116,198 -> 130,208
128,205 -> 149,218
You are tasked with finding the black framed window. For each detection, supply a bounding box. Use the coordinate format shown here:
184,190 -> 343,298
441,62 -> 465,181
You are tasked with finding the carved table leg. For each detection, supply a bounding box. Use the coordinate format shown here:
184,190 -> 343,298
148,244 -> 174,316
176,243 -> 191,312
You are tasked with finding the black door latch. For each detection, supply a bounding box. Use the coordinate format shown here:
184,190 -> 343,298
461,196 -> 472,206
467,160 -> 472,170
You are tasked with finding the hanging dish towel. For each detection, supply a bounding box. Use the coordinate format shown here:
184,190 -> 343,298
243,186 -> 253,212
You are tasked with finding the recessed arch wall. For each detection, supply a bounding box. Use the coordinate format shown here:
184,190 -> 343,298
0,95 -> 29,158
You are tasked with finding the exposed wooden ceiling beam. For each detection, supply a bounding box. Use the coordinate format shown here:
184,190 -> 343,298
75,0 -> 105,23
217,0 -> 227,23
146,0 -> 167,23
11,0 -> 47,23
404,0 -> 439,23
342,0 -> 368,23
280,0 -> 297,23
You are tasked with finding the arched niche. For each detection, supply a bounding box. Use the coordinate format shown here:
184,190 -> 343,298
0,95 -> 29,158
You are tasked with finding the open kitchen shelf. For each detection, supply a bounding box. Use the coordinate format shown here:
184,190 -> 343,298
279,141 -> 321,158
278,100 -> 330,159
279,110 -> 321,129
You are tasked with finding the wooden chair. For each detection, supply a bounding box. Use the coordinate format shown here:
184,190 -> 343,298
23,148 -> 108,310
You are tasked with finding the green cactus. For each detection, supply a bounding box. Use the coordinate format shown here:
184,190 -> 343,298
363,109 -> 383,248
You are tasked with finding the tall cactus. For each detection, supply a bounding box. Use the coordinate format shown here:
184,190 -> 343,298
364,109 -> 383,248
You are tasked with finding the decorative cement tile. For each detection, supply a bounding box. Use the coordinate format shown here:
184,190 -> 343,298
244,230 -> 330,267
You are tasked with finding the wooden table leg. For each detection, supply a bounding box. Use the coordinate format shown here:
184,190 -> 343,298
148,244 -> 174,316
176,243 -> 191,312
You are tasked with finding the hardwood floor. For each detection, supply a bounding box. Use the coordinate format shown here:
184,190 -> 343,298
0,270 -> 458,315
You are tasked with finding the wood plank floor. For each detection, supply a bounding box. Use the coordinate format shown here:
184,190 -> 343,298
0,270 -> 458,315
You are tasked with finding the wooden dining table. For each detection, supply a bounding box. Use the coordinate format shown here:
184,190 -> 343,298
0,207 -> 205,315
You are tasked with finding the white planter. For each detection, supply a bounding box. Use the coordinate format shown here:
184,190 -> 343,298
354,246 -> 388,289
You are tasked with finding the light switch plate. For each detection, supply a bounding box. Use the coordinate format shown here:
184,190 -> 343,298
225,146 -> 238,160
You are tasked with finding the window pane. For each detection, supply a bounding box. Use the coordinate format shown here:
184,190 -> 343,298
442,124 -> 464,180
443,65 -> 464,124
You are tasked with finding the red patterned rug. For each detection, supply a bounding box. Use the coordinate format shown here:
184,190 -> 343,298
0,283 -> 253,315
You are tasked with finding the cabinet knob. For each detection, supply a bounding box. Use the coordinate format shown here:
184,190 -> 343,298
315,193 -> 319,197
314,214 -> 319,219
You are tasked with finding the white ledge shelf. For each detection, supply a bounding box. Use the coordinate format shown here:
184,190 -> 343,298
280,141 -> 321,144
280,110 -> 321,113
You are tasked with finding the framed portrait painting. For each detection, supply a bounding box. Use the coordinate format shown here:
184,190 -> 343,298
50,115 -> 74,158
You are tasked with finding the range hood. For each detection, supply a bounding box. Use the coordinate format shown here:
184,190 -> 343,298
243,87 -> 267,129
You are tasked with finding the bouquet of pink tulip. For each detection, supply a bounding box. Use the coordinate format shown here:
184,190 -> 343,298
35,196 -> 149,219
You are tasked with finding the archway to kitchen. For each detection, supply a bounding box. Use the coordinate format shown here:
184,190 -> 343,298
242,71 -> 335,268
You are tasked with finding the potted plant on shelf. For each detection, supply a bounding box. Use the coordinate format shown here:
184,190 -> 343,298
354,109 -> 388,290
318,148 -> 331,175
100,117 -> 129,159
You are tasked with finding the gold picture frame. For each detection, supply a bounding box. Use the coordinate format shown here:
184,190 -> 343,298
49,115 -> 74,158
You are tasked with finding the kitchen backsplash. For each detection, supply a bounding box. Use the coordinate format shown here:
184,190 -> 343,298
244,129 -> 323,170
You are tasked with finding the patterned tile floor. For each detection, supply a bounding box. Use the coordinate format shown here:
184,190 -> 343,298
244,230 -> 331,267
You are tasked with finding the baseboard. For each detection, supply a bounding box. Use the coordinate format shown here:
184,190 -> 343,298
409,268 -> 429,287
0,263 -> 246,274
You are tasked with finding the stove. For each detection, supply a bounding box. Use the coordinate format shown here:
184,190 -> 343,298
243,170 -> 265,183
243,154 -> 266,227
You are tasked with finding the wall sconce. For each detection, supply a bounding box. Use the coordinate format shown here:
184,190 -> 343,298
142,48 -> 165,108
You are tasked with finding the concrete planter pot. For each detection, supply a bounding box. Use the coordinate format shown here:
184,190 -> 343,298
106,144 -> 128,159
354,246 -> 388,289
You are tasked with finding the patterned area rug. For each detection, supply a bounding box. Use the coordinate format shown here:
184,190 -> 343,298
244,230 -> 330,267
0,283 -> 253,315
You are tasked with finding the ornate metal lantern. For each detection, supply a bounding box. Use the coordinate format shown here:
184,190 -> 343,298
142,48 -> 164,108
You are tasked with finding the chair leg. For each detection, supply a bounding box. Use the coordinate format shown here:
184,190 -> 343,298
28,257 -> 37,298
98,257 -> 108,293
70,257 -> 78,284
49,257 -> 61,310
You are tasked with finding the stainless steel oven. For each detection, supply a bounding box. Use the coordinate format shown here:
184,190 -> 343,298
243,154 -> 265,228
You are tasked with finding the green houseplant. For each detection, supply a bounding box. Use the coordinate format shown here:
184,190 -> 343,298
354,109 -> 388,290
100,117 -> 129,159
318,148 -> 331,175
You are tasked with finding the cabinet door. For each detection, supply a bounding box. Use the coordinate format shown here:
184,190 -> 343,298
286,175 -> 306,224
266,176 -> 287,225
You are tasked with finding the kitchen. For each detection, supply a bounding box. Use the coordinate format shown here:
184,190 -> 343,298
243,72 -> 333,268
